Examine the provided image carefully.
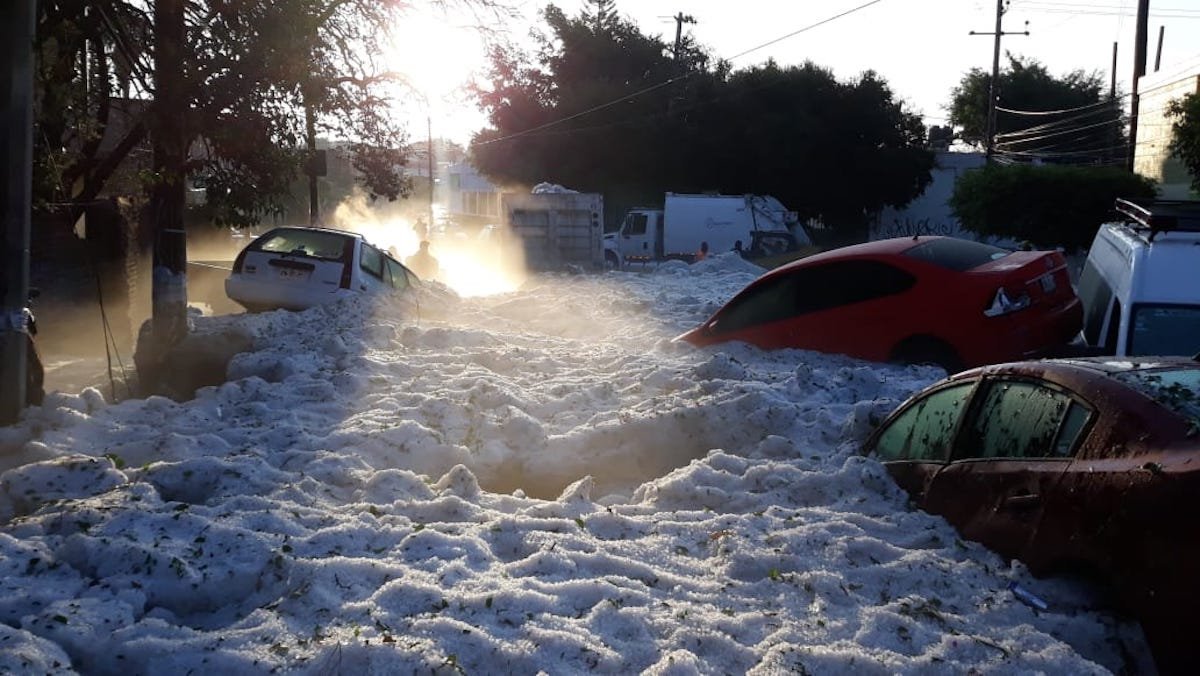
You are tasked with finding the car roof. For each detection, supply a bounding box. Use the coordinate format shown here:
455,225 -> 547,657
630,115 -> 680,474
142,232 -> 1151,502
958,355 -> 1200,380
262,225 -> 364,240
768,236 -> 927,274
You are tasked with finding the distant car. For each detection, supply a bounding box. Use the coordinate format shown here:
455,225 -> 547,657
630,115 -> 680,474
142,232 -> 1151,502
863,356 -> 1200,671
225,226 -> 419,312
1076,198 -> 1200,357
676,236 -> 1082,371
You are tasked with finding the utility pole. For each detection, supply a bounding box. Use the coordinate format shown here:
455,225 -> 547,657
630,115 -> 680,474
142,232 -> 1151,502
671,12 -> 696,62
970,0 -> 1029,161
0,0 -> 35,425
1128,0 -> 1150,172
1154,25 -> 1164,73
426,115 -> 434,240
140,0 -> 189,393
306,95 -> 319,226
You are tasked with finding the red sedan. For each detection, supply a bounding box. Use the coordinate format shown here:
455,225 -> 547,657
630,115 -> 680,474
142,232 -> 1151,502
864,357 -> 1200,672
677,236 -> 1082,371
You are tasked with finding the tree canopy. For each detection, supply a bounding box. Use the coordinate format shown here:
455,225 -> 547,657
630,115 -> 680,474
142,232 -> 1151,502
949,164 -> 1156,251
1168,92 -> 1200,194
470,3 -> 933,236
948,55 -> 1125,164
33,0 -> 486,225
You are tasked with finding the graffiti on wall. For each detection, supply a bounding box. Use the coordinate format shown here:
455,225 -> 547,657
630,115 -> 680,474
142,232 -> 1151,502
874,217 -> 958,239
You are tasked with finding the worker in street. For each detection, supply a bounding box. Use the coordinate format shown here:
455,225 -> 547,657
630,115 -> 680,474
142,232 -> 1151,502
406,240 -> 440,281
694,241 -> 709,263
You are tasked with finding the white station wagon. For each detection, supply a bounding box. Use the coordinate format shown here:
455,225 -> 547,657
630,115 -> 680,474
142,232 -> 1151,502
225,226 -> 419,312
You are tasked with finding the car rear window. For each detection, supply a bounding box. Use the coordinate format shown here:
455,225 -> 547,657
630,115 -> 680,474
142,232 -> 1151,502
1111,368 -> 1200,427
256,229 -> 352,260
903,238 -> 1011,272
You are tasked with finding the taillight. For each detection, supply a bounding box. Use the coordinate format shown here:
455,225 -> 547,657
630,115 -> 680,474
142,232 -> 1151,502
232,249 -> 248,273
984,286 -> 1031,317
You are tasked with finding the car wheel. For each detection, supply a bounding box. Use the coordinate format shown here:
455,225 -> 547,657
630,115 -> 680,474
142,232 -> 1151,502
604,251 -> 620,270
890,336 -> 964,374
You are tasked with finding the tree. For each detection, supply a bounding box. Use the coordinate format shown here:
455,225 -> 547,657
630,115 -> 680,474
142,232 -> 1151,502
33,1 -> 499,225
949,164 -> 1156,251
1168,92 -> 1200,193
471,3 -> 932,239
949,55 -> 1125,163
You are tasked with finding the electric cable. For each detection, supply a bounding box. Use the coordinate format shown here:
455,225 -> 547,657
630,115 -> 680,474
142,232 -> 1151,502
473,0 -> 890,147
996,93 -> 1130,117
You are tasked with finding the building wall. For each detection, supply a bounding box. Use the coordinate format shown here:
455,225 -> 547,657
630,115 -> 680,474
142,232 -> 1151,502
870,151 -> 992,241
446,161 -> 502,227
1134,57 -> 1200,200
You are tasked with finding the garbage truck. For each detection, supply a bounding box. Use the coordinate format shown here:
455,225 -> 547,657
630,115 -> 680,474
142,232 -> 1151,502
603,193 -> 808,267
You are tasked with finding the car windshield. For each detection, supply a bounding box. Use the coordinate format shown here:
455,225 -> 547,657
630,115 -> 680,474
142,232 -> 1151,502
1128,304 -> 1200,356
1111,367 -> 1200,428
903,238 -> 1010,272
256,229 -> 350,260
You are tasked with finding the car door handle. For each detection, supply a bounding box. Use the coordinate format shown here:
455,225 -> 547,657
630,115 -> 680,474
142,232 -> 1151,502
1001,494 -> 1041,509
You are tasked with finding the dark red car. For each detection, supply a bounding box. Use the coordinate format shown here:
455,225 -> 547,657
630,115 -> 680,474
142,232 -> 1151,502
863,357 -> 1200,672
677,236 -> 1082,371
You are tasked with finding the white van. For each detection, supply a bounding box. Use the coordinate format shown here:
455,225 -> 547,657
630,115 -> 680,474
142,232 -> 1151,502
1076,199 -> 1200,356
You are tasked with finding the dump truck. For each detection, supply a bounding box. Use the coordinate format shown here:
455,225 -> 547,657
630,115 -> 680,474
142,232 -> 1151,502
500,187 -> 604,271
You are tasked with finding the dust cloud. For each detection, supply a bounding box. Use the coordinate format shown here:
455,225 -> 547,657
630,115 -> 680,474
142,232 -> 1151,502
330,190 -> 528,297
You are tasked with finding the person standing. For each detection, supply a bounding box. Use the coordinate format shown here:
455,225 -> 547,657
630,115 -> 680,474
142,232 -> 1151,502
406,240 -> 440,280
694,241 -> 709,262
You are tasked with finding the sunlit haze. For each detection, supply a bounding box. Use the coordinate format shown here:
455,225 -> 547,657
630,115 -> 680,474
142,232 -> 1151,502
331,192 -> 527,297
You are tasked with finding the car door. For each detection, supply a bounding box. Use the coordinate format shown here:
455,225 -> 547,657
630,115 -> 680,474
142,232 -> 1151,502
871,381 -> 977,502
921,378 -> 1091,563
778,259 -> 917,360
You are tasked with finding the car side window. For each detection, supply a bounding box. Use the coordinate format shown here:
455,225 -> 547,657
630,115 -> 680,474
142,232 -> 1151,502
712,260 -> 915,334
794,260 -> 916,314
386,258 -> 410,291
710,273 -> 802,334
1077,259 -> 1113,347
873,383 -> 974,462
962,380 -> 1090,460
360,243 -> 384,280
625,213 -> 648,236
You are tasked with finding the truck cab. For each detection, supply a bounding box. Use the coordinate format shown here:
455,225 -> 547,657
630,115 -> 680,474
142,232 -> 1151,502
605,208 -> 663,267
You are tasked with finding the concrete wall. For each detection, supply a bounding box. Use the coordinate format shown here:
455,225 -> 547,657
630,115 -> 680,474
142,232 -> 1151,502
1134,57 -> 1200,200
869,151 -> 991,241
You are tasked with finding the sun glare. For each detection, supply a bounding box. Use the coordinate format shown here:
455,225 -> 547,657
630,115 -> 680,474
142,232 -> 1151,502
387,13 -> 486,107
332,193 -> 525,299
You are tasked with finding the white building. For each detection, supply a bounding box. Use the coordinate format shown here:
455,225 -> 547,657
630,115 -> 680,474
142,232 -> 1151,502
445,161 -> 502,229
1134,56 -> 1200,200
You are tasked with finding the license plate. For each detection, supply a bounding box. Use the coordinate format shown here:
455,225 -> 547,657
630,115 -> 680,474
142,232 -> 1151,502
278,268 -> 310,281
1039,274 -> 1056,293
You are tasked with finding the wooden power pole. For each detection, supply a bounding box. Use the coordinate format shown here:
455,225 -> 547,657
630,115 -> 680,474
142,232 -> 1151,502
0,0 -> 36,425
971,0 -> 1028,161
1128,0 -> 1150,171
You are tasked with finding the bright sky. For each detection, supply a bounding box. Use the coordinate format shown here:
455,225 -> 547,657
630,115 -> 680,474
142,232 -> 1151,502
388,0 -> 1200,144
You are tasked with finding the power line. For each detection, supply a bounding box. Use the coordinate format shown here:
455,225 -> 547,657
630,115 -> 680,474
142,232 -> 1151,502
995,92 -> 1131,117
995,104 -> 1123,140
472,0 -> 890,147
995,115 -> 1124,146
